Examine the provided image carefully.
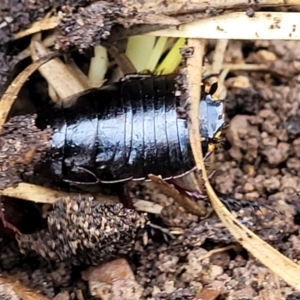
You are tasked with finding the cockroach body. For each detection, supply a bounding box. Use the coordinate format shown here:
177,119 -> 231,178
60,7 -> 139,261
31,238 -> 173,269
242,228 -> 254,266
33,74 -> 225,186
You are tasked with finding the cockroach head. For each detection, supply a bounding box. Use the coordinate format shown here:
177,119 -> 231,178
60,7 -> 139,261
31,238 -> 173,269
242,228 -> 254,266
200,82 -> 225,156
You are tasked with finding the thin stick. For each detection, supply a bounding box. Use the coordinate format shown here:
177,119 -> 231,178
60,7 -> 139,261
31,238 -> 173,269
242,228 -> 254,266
198,245 -> 238,262
211,39 -> 229,99
212,40 -> 229,74
222,63 -> 269,71
213,63 -> 269,84
148,174 -> 210,217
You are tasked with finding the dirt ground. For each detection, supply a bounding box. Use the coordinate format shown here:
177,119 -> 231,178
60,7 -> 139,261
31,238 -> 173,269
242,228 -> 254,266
2,2 -> 300,300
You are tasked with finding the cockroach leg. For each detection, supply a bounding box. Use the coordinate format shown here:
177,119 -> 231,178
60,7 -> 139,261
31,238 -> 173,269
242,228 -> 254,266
176,106 -> 188,119
120,73 -> 152,81
115,183 -> 134,209
168,178 -> 207,201
147,222 -> 175,241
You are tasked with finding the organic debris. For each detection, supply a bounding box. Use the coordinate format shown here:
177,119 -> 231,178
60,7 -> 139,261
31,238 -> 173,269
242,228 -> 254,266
17,195 -> 147,265
0,114 -> 52,191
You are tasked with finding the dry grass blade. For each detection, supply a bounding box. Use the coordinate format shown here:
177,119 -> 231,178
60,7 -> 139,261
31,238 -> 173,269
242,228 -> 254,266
185,39 -> 300,291
102,42 -> 137,75
126,36 -> 156,72
209,39 -> 228,100
65,56 -> 92,90
197,245 -> 238,262
1,183 -> 119,205
211,40 -> 228,74
122,0 -> 300,14
14,15 -> 61,40
205,63 -> 269,81
147,12 -> 300,40
87,45 -> 108,88
15,31 -> 59,63
124,13 -> 180,25
0,55 -> 56,127
185,39 -> 206,173
30,34 -> 86,103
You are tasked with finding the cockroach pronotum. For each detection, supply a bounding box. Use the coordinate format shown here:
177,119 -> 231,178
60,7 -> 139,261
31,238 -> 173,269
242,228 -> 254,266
31,73 -> 225,187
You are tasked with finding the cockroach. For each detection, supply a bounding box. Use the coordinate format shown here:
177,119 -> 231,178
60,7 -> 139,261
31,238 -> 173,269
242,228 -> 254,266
31,74 -> 225,188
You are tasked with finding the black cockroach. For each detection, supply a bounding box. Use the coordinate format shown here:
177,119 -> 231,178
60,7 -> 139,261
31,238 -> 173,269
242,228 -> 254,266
32,73 -> 225,187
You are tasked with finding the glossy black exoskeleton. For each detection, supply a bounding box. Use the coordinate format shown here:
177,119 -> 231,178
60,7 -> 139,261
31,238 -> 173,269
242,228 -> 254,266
33,74 -> 225,185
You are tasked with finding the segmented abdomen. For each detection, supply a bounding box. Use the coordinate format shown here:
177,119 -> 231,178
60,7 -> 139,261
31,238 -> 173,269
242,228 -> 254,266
34,75 -> 198,184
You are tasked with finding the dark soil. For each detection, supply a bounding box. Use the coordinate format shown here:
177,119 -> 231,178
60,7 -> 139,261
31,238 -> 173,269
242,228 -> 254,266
1,2 -> 300,300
